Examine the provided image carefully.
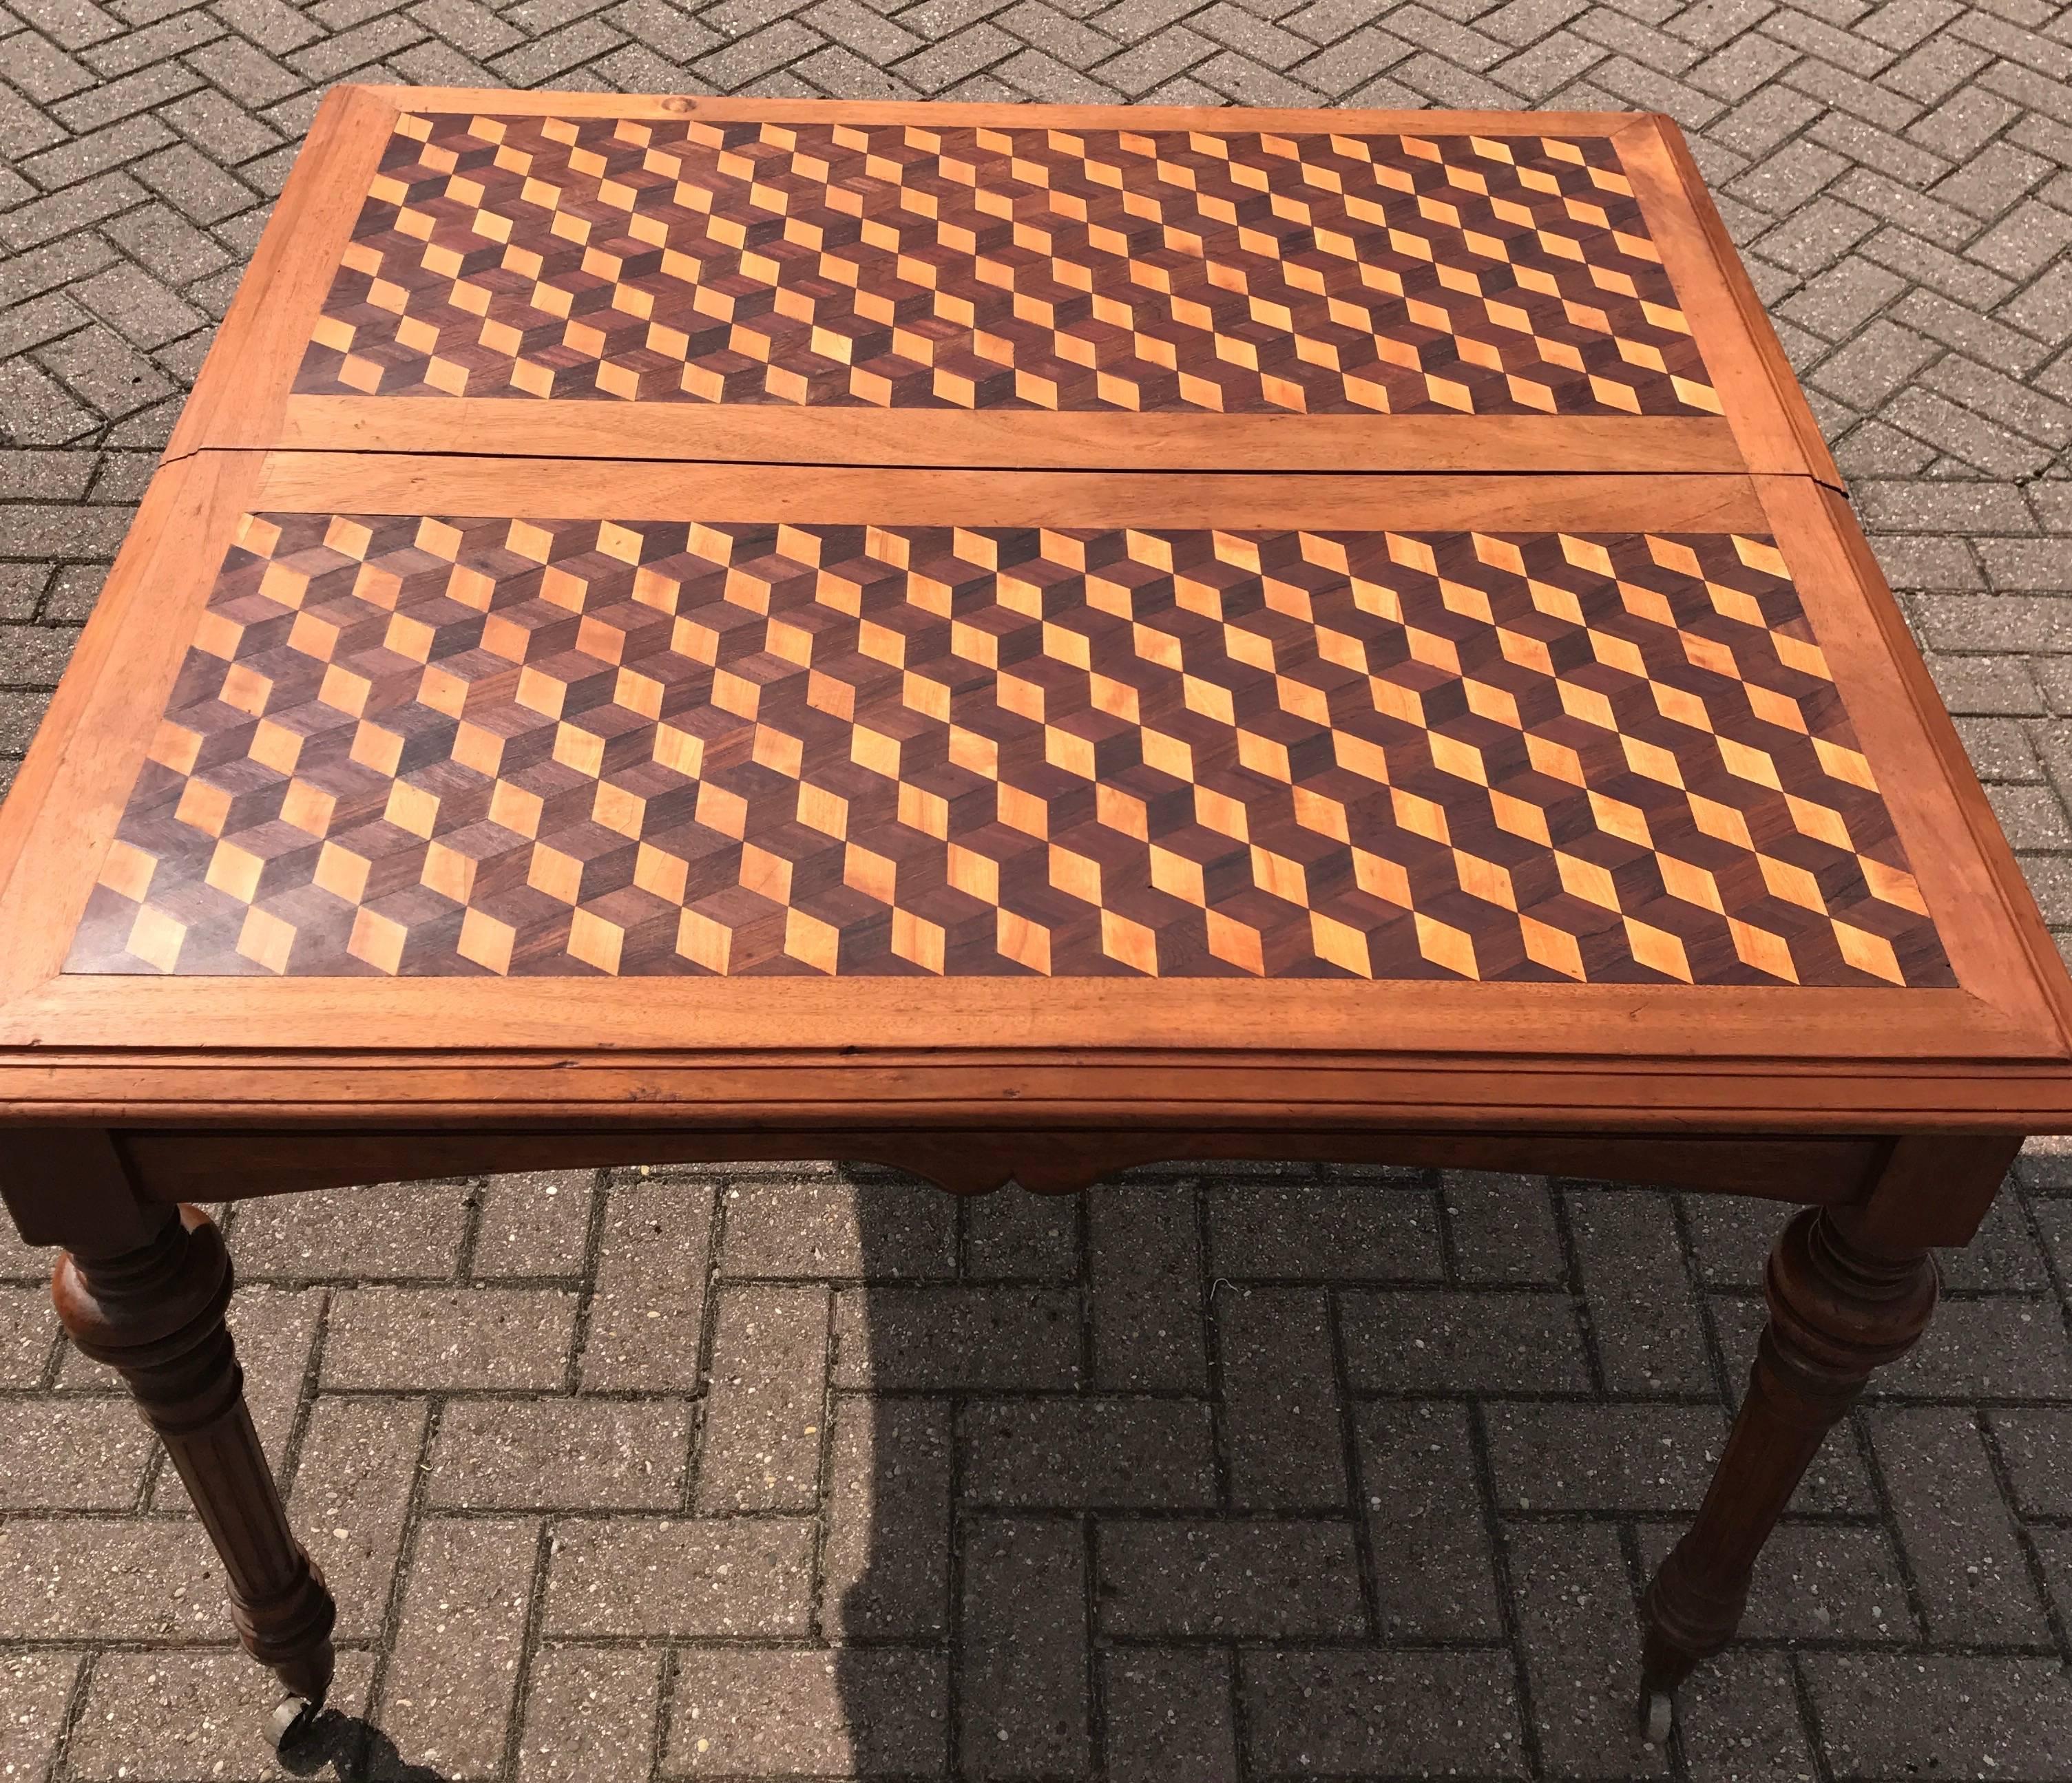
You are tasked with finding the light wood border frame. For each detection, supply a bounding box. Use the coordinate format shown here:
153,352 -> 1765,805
163,89 -> 1830,483
0,452 -> 2065,1133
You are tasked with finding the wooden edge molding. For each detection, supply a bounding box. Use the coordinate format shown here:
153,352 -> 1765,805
116,1123 -> 1885,1202
0,453 -> 257,1003
1814,481 -> 2072,1050
3,1045 -> 2072,1132
349,89 -> 1657,135
0,971 -> 2038,1059
1618,114 -> 1843,492
1758,476 -> 2072,1054
163,85 -> 399,463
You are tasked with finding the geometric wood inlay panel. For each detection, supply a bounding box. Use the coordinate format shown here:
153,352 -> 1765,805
67,513 -> 1948,985
293,114 -> 1722,419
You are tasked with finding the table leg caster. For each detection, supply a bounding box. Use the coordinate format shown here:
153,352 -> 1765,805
1638,1687 -> 1674,1746
269,1695 -> 322,1751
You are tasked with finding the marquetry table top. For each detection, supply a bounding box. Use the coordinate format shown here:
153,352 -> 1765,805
166,89 -> 1832,481
67,483 -> 1940,992
1,88 -> 2065,1137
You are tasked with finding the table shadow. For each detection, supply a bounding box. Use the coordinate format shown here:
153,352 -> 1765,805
278,1706 -> 451,1781
824,1161 -> 1105,1780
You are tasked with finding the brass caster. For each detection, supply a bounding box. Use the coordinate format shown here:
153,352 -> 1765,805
1639,1687 -> 1674,1747
270,1696 -> 320,1751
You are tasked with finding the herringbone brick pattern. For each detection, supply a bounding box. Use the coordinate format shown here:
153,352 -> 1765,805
4,0 -> 2072,1777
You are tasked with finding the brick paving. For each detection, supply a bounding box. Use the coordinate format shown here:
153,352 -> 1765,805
5,0 -> 2072,1776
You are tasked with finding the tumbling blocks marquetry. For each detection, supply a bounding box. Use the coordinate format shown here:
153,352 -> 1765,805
293,114 -> 1720,419
67,511 -> 1949,986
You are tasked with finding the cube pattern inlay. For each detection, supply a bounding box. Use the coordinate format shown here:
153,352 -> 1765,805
65,511 -> 1949,985
291,114 -> 1722,419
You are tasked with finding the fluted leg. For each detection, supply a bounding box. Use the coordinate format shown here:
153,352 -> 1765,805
1637,1205 -> 1935,1737
54,1203 -> 336,1713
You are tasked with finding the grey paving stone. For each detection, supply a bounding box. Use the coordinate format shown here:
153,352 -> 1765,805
822,1391 -> 952,1638
1737,1521 -> 1916,1642
1240,1648 -> 1527,1776
1486,1402 -> 1728,1511
543,1517 -> 815,1637
1929,651 -> 2047,714
0,620 -> 79,686
1359,1400 -> 1505,1636
1879,1294 -> 2072,1395
667,1647 -> 948,1775
1217,1285 -> 1347,1508
1990,1405 -> 2072,1512
323,1285 -> 578,1389
1339,1287 -> 1591,1391
0,1283 -> 57,1384
579,1177 -> 715,1390
470,1167 -> 594,1278
72,257 -> 203,348
1867,1404 -> 2052,1642
1675,1651 -> 1818,1783
288,1391 -> 431,1640
230,1179 -> 472,1280
65,1648 -> 378,1782
961,1395 -> 1217,1506
1806,1654 -> 2072,1777
378,1516 -> 541,1776
693,1282 -> 829,1511
960,1515 -> 1089,1776
1102,1648 -> 1239,1783
831,1283 -> 1079,1388
1087,1180 -> 1209,1389
1508,1521 -> 1668,1777
0,1649 -> 81,1781
1810,319 -> 1941,409
964,1183 -> 1076,1279
0,1517 -> 222,1638
517,1644 -> 663,1783
1206,1180 -> 1442,1280
1567,1186 -> 1715,1391
1100,1517 -> 1365,1636
0,1396 -> 151,1509
36,320 -> 176,416
1981,536 -> 2072,591
1443,1170 -> 1567,1283
428,1397 -> 691,1509
719,1174 -> 954,1279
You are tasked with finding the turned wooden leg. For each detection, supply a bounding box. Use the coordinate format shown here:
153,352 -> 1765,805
1637,1203 -> 1936,1738
54,1202 -> 336,1734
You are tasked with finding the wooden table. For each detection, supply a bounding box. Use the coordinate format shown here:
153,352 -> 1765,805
4,87 -> 2069,1755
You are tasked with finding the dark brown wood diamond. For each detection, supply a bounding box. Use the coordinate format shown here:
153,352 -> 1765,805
292,113 -> 1721,419
67,511 -> 1948,984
